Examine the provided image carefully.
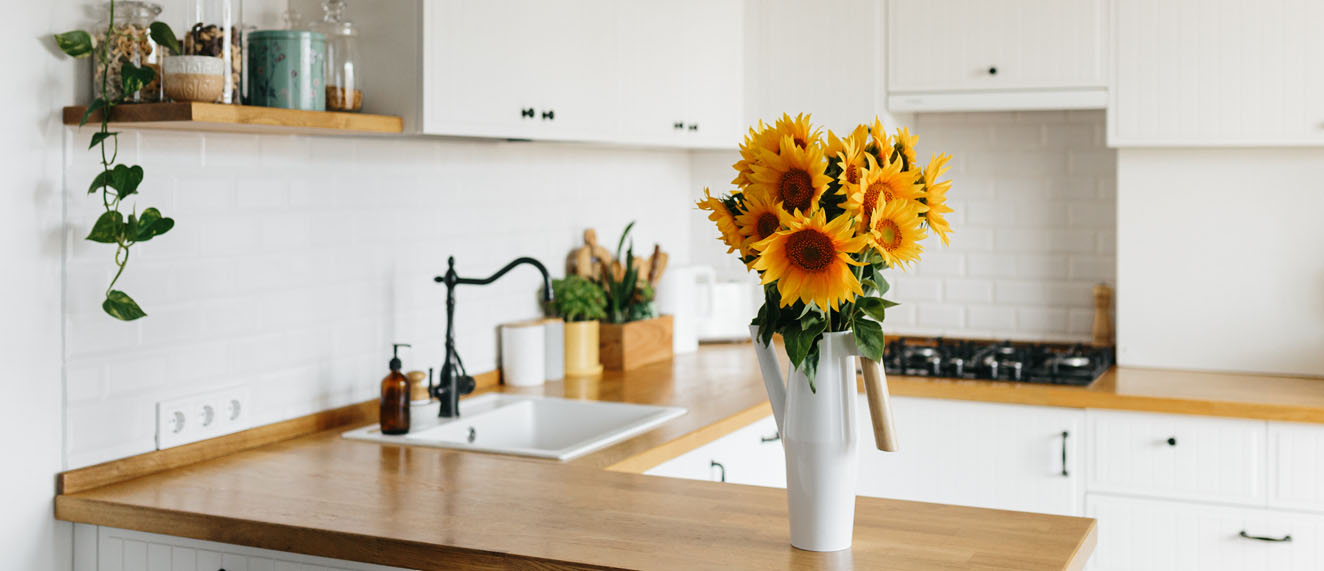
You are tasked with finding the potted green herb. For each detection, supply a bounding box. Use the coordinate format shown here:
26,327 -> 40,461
597,222 -> 673,371
550,275 -> 606,377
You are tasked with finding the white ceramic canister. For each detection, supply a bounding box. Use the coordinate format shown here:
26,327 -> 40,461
500,320 -> 546,387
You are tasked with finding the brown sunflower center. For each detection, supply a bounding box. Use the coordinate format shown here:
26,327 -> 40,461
874,219 -> 901,251
755,212 -> 780,240
785,228 -> 835,273
779,169 -> 814,213
844,163 -> 860,184
861,181 -> 889,222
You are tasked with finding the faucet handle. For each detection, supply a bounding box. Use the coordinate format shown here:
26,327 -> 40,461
458,374 -> 476,396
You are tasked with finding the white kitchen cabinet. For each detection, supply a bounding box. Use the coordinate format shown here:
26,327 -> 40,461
745,0 -> 886,134
1269,421 -> 1324,514
353,0 -> 742,147
1086,409 -> 1266,506
1110,0 -> 1324,146
886,0 -> 1107,111
645,414 -> 785,488
858,396 -> 1084,516
1086,494 -> 1324,571
647,396 -> 1083,516
618,0 -> 744,147
76,524 -> 412,571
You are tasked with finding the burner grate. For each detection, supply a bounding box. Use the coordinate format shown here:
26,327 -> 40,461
882,337 -> 1112,386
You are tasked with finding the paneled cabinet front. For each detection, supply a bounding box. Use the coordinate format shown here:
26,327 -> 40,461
1110,0 -> 1324,145
887,0 -> 1106,111
402,0 -> 743,146
1086,494 -> 1324,571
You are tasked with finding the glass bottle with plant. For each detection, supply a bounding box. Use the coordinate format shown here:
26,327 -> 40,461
551,275 -> 607,377
599,222 -> 658,324
53,3 -> 181,320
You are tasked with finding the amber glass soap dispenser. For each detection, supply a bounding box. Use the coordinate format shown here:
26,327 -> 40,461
380,343 -> 411,434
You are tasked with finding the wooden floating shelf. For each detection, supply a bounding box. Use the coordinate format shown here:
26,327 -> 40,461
63,102 -> 403,135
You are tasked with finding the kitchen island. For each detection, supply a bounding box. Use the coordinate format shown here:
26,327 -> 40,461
57,342 -> 1104,570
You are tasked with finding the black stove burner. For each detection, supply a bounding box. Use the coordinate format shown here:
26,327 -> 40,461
882,338 -> 1113,386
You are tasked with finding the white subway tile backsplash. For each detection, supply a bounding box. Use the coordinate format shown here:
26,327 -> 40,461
917,304 -> 964,329
64,131 -> 695,468
944,279 -> 994,303
1017,307 -> 1069,333
967,306 -> 1017,331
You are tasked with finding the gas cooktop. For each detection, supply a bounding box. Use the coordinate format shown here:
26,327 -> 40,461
882,337 -> 1113,386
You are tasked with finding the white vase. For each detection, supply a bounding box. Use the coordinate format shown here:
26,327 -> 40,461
750,326 -> 859,552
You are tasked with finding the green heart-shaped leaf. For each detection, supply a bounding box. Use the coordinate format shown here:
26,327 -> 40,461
85,211 -> 124,244
103,290 -> 147,321
54,31 -> 93,58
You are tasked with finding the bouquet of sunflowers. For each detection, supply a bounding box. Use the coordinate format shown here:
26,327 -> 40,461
697,114 -> 954,388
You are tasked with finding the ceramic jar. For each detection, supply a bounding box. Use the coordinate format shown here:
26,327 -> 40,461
247,30 -> 326,110
162,55 -> 226,102
183,0 -> 243,103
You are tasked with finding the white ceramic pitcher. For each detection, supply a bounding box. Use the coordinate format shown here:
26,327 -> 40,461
750,326 -> 860,552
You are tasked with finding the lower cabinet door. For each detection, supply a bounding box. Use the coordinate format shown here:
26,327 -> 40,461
1086,494 -> 1324,571
85,525 -> 413,571
857,396 -> 1084,516
644,415 -> 786,487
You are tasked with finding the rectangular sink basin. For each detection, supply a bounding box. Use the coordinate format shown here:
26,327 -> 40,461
342,394 -> 686,461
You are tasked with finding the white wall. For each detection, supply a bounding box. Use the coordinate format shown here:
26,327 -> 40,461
2,2 -> 76,569
690,110 -> 1117,342
1117,149 -> 1324,376
63,131 -> 694,469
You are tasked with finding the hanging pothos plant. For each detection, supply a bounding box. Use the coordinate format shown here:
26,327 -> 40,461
53,2 -> 179,321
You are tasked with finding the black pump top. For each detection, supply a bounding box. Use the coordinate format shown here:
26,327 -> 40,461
390,343 -> 411,371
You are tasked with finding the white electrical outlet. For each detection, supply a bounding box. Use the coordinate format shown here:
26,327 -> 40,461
156,386 -> 253,450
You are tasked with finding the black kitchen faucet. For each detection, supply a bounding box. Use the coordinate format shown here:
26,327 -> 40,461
432,256 -> 553,417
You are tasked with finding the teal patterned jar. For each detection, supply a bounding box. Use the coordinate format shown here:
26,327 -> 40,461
247,30 -> 326,110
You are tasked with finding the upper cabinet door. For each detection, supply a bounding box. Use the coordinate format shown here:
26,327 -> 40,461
681,0 -> 744,148
422,0 -> 541,137
421,0 -> 620,140
1110,0 -> 1324,146
747,0 -> 884,135
887,0 -> 1106,111
618,1 -> 690,144
889,0 -> 1105,92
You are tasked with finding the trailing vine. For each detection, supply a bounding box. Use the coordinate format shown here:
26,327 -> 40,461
54,2 -> 179,320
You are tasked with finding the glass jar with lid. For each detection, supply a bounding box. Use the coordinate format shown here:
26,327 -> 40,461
317,0 -> 363,112
91,1 -> 165,103
183,0 -> 243,104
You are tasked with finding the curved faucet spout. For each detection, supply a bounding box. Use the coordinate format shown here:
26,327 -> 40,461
431,256 -> 553,418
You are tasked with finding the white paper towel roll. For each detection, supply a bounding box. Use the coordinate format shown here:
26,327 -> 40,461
501,321 -> 546,387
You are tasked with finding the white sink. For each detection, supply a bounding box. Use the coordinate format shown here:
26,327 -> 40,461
342,394 -> 686,461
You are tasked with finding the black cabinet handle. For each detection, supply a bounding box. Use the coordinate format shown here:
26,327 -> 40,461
987,66 -> 998,75
1060,430 -> 1069,477
1239,530 -> 1292,543
688,124 -> 698,131
520,107 -> 534,118
710,460 -> 726,482
760,432 -> 780,443
541,109 -> 555,120
1167,437 -> 1177,446
673,121 -> 685,130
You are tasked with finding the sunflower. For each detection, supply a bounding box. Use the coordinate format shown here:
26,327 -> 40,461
832,135 -> 868,196
892,126 -> 919,170
867,117 -> 890,160
733,188 -> 786,253
869,198 -> 927,270
696,187 -> 743,254
731,124 -> 766,188
771,113 -> 820,150
825,124 -> 868,160
921,153 -> 955,246
844,155 -> 926,235
748,135 -> 832,215
751,208 -> 869,311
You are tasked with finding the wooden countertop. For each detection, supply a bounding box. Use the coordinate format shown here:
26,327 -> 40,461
56,342 -> 1101,570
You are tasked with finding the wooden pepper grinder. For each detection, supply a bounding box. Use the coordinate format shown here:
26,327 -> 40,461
1091,283 -> 1114,347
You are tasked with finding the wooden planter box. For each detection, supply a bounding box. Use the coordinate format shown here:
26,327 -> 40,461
599,315 -> 674,371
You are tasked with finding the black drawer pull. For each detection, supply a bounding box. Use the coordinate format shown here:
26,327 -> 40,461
1060,430 -> 1069,477
673,121 -> 685,130
987,66 -> 998,75
1166,437 -> 1177,446
760,432 -> 780,443
1239,530 -> 1292,543
541,109 -> 555,120
520,107 -> 534,118
710,460 -> 726,482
